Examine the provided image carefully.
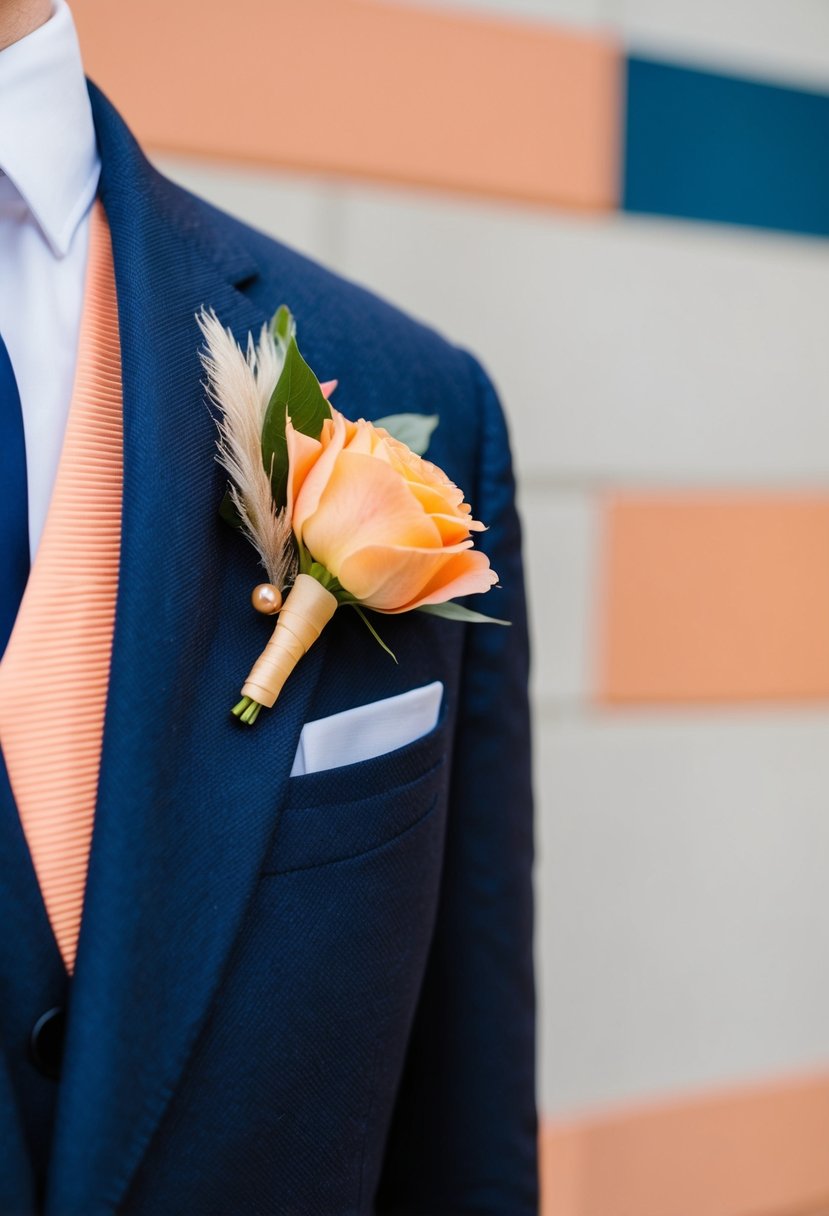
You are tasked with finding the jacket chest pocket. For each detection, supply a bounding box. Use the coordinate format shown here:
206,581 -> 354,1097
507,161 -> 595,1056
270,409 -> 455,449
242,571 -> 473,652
261,715 -> 449,875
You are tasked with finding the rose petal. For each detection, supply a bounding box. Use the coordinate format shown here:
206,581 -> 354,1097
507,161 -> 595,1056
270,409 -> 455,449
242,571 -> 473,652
337,545 -> 455,610
286,406 -> 496,613
405,481 -> 486,532
337,537 -> 488,611
301,450 -> 441,576
285,421 -> 322,524
343,421 -> 379,457
393,547 -> 498,611
292,410 -> 350,535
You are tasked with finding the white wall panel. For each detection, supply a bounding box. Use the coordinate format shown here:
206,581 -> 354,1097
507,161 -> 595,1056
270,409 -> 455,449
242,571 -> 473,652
386,0 -> 829,89
520,489 -> 598,708
333,185 -> 829,486
153,163 -> 829,490
153,155 -> 341,266
380,0 -> 604,29
535,709 -> 829,1114
615,0 -> 829,91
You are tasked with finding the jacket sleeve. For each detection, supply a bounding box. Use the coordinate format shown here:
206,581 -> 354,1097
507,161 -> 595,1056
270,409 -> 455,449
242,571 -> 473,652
375,354 -> 539,1214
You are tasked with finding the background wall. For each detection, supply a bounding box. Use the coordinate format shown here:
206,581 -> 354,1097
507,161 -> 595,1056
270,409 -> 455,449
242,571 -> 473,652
73,1 -> 829,1212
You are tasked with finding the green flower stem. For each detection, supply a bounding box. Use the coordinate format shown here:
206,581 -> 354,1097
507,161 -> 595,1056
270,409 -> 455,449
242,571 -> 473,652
232,695 -> 264,726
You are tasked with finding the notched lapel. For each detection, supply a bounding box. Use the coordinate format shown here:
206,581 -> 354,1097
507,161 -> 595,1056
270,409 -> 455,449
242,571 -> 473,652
0,1054 -> 37,1216
46,85 -> 329,1215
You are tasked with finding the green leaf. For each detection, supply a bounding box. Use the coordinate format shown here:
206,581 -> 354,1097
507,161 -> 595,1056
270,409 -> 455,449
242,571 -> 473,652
351,605 -> 398,662
374,413 -> 439,456
417,601 -> 510,626
219,488 -> 243,529
307,562 -> 348,598
271,304 -> 295,347
261,335 -> 331,509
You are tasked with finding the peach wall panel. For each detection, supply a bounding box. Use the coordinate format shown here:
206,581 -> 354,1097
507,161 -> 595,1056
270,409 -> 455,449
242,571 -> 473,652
72,0 -> 620,211
540,1072 -> 829,1216
600,495 -> 829,703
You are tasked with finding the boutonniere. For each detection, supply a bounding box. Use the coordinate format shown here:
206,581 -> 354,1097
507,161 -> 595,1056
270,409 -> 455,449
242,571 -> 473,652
198,305 -> 507,725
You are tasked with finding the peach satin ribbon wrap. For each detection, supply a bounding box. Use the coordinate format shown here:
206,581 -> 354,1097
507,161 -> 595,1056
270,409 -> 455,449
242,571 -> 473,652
0,202 -> 123,973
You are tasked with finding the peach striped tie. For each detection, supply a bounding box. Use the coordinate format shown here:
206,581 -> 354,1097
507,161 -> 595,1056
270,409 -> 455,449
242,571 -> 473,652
0,202 -> 123,974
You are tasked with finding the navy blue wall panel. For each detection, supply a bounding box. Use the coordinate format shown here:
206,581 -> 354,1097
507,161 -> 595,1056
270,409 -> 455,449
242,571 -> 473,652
623,56 -> 829,238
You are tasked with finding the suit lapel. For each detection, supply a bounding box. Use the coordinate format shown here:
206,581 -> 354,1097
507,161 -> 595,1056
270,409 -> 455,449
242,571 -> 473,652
0,1052 -> 36,1216
0,751 -> 64,1214
47,84 -> 330,1214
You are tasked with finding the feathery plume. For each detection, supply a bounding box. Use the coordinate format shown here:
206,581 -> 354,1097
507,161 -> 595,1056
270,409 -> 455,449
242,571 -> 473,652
197,308 -> 296,588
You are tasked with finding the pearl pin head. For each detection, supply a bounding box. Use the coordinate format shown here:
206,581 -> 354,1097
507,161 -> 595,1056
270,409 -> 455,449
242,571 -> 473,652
251,583 -> 283,615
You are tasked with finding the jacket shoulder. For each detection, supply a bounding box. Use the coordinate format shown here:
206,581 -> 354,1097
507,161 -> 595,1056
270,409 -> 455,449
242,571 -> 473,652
90,80 -> 498,490
192,191 -> 486,425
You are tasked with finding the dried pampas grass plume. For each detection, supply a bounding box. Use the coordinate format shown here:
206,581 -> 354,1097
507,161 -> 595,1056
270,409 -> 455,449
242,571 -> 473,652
197,308 -> 297,588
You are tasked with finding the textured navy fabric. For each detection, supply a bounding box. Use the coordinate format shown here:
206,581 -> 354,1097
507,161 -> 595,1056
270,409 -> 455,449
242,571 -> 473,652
0,330 -> 30,658
1,81 -> 537,1215
0,749 -> 68,1214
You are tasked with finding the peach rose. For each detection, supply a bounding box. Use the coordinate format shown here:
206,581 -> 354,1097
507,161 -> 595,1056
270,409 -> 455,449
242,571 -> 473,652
285,408 -> 497,612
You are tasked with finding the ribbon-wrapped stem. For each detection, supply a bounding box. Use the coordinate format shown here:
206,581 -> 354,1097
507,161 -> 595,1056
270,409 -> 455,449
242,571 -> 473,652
232,574 -> 338,724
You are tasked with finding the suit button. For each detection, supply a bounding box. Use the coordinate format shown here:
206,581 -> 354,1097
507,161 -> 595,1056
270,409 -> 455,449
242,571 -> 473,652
30,1007 -> 66,1079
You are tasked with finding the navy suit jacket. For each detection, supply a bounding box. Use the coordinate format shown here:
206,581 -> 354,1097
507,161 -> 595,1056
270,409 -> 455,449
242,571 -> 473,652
0,84 -> 537,1215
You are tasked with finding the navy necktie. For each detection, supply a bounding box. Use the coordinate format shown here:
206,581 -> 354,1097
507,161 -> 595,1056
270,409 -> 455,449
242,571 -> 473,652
0,331 -> 30,657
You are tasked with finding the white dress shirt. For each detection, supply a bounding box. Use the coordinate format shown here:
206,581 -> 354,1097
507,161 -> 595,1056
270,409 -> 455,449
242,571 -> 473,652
0,0 -> 100,561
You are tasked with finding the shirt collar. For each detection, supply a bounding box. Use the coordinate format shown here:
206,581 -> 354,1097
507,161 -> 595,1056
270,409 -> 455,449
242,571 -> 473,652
0,0 -> 100,256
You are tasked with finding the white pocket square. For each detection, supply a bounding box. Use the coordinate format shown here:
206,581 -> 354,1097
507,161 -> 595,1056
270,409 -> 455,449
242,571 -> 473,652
290,681 -> 444,777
